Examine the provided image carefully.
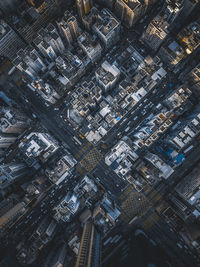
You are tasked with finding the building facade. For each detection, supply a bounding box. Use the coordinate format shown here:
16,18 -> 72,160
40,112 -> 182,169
75,221 -> 101,267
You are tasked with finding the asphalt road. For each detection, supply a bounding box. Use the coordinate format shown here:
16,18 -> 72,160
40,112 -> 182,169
18,83 -> 84,156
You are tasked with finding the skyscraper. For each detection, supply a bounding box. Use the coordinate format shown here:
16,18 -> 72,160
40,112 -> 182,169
0,162 -> 29,190
114,0 -> 158,28
0,0 -> 20,14
0,20 -> 26,60
0,107 -> 30,134
76,0 -> 93,18
57,11 -> 80,45
75,221 -> 101,267
0,133 -> 17,149
51,243 -> 68,267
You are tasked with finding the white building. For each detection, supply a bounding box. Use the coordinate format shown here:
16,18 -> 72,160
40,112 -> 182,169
78,32 -> 102,63
93,8 -> 121,49
19,132 -> 59,165
144,152 -> 174,179
172,113 -> 200,149
30,79 -> 61,105
95,61 -> 120,92
46,153 -> 77,185
105,140 -> 138,177
54,192 -> 80,222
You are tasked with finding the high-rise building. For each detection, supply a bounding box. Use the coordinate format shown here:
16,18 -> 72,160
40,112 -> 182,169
98,0 -> 115,9
114,0 -> 158,28
0,0 -> 20,14
164,0 -> 184,25
0,202 -> 26,234
26,0 -> 46,8
65,12 -> 80,39
92,8 -> 121,50
34,24 -> 65,58
13,45 -> 47,80
158,21 -> 200,72
51,243 -> 68,267
176,164 -> 200,202
76,0 -> 93,19
0,107 -> 30,134
11,1 -> 58,44
141,14 -> 169,51
0,133 -> 17,149
114,0 -> 143,28
95,61 -> 120,92
75,221 -> 101,267
19,132 -> 59,166
186,63 -> 200,96
54,192 -> 80,222
181,0 -> 200,18
0,20 -> 26,60
77,32 -> 102,63
0,162 -> 29,190
16,218 -> 57,265
57,12 -> 80,45
34,36 -> 57,61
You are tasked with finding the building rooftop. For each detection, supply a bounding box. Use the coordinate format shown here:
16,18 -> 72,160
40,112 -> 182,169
46,153 -> 77,185
19,132 -> 58,164
144,152 -> 174,179
93,8 -> 120,37
105,140 -> 138,177
0,20 -> 11,41
54,192 -> 80,222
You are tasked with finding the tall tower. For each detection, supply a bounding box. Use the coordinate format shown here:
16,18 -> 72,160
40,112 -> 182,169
0,0 -> 20,14
76,0 -> 93,19
0,162 -> 29,190
75,221 -> 101,267
0,107 -> 29,134
0,133 -> 17,148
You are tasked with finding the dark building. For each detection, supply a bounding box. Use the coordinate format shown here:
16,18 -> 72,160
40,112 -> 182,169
76,0 -> 93,19
75,221 -> 101,267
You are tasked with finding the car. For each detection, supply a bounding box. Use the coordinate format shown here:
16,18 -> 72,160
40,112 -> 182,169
79,133 -> 85,139
125,126 -> 130,132
32,113 -> 37,119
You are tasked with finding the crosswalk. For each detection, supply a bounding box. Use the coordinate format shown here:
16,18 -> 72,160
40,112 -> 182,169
74,142 -> 92,160
119,181 -> 166,229
120,189 -> 151,225
141,212 -> 160,231
80,147 -> 103,172
119,185 -> 133,201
